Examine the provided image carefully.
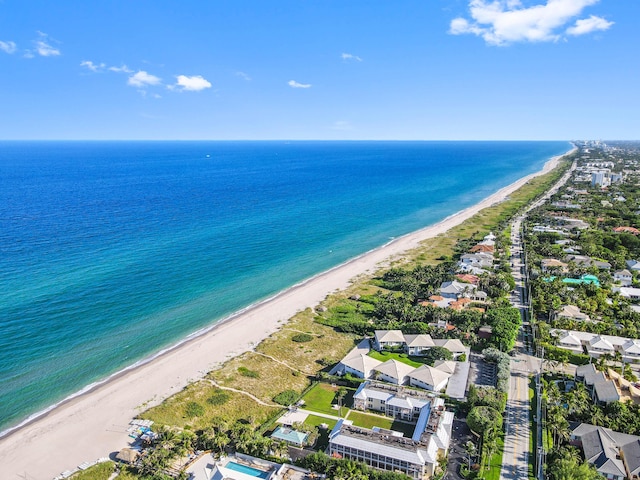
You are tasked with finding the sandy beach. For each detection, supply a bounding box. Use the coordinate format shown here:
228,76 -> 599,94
0,148 -> 574,479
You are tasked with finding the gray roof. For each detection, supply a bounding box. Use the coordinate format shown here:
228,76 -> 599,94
594,380 -> 620,403
373,359 -> 415,382
404,334 -> 435,348
573,424 -> 640,477
621,439 -> 640,476
408,365 -> 451,388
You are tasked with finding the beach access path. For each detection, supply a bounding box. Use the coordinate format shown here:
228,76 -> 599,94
0,149 -> 573,479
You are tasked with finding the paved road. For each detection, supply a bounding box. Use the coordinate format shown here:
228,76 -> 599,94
499,160 -> 576,480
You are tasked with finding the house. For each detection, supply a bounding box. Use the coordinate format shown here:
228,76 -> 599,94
627,260 -> 640,272
575,364 -> 620,405
622,340 -> 640,359
614,269 -> 633,287
439,281 -> 482,300
352,382 -> 431,421
617,287 -> 640,302
373,359 -> 415,385
337,354 -> 382,379
433,339 -> 467,357
571,424 -> 640,480
407,365 -> 451,392
614,226 -> 640,235
331,385 -> 452,479
541,258 -> 568,273
271,425 -> 309,447
455,273 -> 480,285
433,360 -> 457,375
588,336 -> 616,356
556,305 -> 591,323
556,331 -> 583,353
470,244 -> 494,254
404,334 -> 435,356
373,330 -> 406,351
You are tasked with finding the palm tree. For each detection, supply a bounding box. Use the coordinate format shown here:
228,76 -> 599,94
212,431 -> 230,456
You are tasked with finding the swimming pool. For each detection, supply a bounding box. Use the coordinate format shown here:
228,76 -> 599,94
225,461 -> 271,479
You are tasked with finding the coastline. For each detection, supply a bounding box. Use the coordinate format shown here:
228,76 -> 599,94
0,147 -> 575,478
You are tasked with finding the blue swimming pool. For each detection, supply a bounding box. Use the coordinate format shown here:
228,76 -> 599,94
225,461 -> 271,479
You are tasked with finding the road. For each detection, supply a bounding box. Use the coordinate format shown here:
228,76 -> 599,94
499,160 -> 576,480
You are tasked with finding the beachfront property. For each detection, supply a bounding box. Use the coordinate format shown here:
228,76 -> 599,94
187,453 -> 314,480
329,385 -> 452,479
335,334 -> 468,394
270,426 -> 310,447
372,330 -> 467,359
570,424 -> 640,480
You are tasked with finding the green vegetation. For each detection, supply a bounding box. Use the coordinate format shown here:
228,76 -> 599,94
70,462 -> 115,480
207,388 -> 231,405
238,366 -> 260,378
346,410 -> 394,430
367,350 -> 425,367
273,389 -> 299,406
292,333 -> 314,342
297,452 -> 412,480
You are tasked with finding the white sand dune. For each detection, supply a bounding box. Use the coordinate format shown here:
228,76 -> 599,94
0,149 -> 573,479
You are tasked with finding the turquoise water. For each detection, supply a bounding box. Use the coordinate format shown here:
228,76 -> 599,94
0,141 -> 570,432
225,461 -> 272,478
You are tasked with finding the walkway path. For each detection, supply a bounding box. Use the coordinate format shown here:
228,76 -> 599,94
205,379 -> 281,408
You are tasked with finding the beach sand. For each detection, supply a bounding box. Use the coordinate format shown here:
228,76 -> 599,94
0,149 -> 574,479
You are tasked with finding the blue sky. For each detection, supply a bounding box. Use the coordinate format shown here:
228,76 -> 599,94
0,0 -> 637,140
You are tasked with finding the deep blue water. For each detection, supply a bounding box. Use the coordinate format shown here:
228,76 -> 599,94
0,141 -> 570,432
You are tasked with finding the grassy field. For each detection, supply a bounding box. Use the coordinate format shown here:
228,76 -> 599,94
301,383 -> 351,417
368,350 -> 427,368
70,462 -> 115,480
346,410 -> 394,430
139,380 -> 279,430
141,311 -> 356,429
479,434 -> 505,480
303,414 -> 337,430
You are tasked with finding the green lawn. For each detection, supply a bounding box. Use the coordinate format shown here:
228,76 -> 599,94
302,383 -> 350,416
529,379 -> 536,479
70,462 -> 115,480
303,414 -> 337,430
480,434 -> 505,480
367,350 -> 427,368
346,410 -> 394,430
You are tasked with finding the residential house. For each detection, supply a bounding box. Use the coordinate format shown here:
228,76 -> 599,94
614,269 -> 633,287
541,258 -> 568,273
571,423 -> 640,480
407,365 -> 451,392
614,226 -> 640,235
626,260 -> 640,272
575,364 -> 620,405
373,360 -> 415,386
556,331 -> 584,353
588,336 -> 616,356
404,334 -> 435,356
556,305 -> 591,323
374,330 -> 406,351
616,287 -> 640,302
337,354 -> 382,379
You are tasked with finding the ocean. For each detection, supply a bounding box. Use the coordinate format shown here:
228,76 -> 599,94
0,140 -> 570,432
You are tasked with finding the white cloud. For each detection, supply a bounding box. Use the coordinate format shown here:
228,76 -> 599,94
566,14 -> 613,35
449,0 -> 611,46
173,74 -> 212,91
80,60 -> 106,72
341,52 -> 362,62
288,80 -> 312,89
109,65 -> 133,73
128,70 -> 162,88
236,71 -> 251,81
0,40 -> 17,54
34,32 -> 60,56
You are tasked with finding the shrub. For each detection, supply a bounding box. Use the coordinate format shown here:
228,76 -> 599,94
185,401 -> 205,418
458,353 -> 467,362
292,333 -> 314,343
273,390 -> 299,406
207,390 -> 231,405
238,366 -> 260,378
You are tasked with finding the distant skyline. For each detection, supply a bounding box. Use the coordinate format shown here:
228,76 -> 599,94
0,1 -> 637,140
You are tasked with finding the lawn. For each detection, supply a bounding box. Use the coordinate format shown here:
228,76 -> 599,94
301,383 -> 348,417
479,434 -> 505,480
303,414 -> 337,430
70,462 -> 115,480
346,410 -> 394,430
367,350 -> 426,368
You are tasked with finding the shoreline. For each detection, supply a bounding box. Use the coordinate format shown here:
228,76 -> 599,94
0,146 -> 575,478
